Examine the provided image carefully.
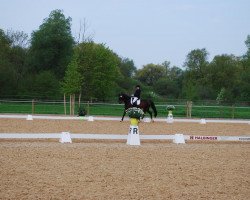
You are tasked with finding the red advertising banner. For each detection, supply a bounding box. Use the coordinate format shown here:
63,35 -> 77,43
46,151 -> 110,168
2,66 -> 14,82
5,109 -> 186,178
189,136 -> 218,140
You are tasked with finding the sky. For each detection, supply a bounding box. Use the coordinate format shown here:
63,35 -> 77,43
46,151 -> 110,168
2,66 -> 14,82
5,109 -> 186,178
1,0 -> 250,68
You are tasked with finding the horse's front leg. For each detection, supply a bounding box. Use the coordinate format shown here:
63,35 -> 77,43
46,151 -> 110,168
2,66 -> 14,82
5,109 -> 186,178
120,110 -> 126,122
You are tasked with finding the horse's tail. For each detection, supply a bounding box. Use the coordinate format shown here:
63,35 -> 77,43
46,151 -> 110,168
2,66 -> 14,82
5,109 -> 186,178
150,100 -> 157,117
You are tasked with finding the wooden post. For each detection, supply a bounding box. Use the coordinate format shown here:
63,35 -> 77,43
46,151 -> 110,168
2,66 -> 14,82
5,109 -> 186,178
186,101 -> 192,118
220,105 -> 224,118
189,101 -> 193,118
32,99 -> 35,114
64,94 -> 66,115
72,94 -> 75,115
69,94 -> 75,116
186,101 -> 189,118
232,105 -> 235,119
189,101 -> 192,118
78,92 -> 81,108
70,94 -> 72,115
87,101 -> 90,115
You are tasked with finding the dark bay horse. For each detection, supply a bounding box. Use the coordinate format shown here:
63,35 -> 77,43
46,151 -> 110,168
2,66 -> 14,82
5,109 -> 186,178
118,93 -> 157,121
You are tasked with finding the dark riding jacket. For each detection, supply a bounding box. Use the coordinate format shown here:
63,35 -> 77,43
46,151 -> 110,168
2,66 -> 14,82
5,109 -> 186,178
134,88 -> 141,99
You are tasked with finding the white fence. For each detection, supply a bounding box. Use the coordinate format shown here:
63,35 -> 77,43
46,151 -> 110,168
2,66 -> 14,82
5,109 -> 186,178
0,114 -> 250,124
0,114 -> 249,144
0,133 -> 249,142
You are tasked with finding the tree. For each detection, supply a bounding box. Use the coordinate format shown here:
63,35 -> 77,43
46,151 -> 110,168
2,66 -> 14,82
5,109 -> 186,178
118,58 -> 136,78
153,66 -> 183,98
0,29 -> 11,49
6,29 -> 29,48
162,60 -> 171,76
75,18 -> 94,44
61,54 -> 83,115
168,66 -> 183,80
28,9 -> 74,79
181,79 -> 198,100
18,71 -> 61,99
182,48 -> 210,99
184,48 -> 209,83
0,29 -> 12,95
245,35 -> 250,57
207,54 -> 242,102
0,29 -> 28,96
238,65 -> 250,101
115,58 -> 137,93
61,54 -> 83,95
75,42 -> 120,100
154,78 -> 179,98
9,46 -> 27,93
136,64 -> 166,86
239,35 -> 250,101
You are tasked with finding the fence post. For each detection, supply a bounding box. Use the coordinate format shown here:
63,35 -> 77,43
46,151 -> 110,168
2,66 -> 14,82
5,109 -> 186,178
186,101 -> 188,118
87,101 -> 90,115
72,95 -> 74,115
186,101 -> 192,118
64,94 -> 66,115
69,94 -> 75,116
32,99 -> 35,114
189,101 -> 192,118
232,105 -> 235,119
219,105 -> 224,118
69,95 -> 72,115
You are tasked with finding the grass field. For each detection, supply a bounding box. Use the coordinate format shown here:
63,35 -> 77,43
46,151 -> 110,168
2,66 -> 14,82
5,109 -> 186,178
0,101 -> 249,119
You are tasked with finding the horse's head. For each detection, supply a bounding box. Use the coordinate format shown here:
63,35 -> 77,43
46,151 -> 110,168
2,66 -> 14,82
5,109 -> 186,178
118,93 -> 130,104
118,93 -> 125,104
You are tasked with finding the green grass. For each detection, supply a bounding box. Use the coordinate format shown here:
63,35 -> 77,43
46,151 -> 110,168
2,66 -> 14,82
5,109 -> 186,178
86,103 -> 124,116
0,101 -> 249,119
156,105 -> 250,119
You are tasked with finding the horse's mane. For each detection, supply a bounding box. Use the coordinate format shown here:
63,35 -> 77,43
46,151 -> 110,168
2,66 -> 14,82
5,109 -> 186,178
121,93 -> 130,97
119,93 -> 131,100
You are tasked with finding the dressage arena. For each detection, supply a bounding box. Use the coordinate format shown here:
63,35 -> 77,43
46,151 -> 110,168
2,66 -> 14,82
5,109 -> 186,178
0,115 -> 249,199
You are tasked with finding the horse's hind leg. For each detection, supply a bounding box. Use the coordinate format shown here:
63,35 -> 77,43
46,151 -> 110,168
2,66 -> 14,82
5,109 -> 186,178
147,110 -> 154,122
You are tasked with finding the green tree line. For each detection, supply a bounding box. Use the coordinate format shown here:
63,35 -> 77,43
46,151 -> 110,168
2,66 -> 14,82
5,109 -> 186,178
0,10 -> 249,104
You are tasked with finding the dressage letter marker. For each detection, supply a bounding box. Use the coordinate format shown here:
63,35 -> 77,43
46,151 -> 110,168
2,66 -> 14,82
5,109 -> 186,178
26,115 -> 33,120
127,125 -> 140,145
173,134 -> 185,144
200,119 -> 206,124
59,132 -> 72,143
127,117 -> 141,146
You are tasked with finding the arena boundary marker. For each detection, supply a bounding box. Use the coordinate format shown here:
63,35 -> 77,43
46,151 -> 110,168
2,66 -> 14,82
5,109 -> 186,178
0,133 -> 249,142
0,114 -> 249,124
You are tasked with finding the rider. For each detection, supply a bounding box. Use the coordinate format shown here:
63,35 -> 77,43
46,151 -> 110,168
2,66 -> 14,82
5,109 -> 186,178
131,85 -> 141,107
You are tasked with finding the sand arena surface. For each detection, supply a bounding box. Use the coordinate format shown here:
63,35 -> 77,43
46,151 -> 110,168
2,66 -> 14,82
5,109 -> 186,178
0,118 -> 250,199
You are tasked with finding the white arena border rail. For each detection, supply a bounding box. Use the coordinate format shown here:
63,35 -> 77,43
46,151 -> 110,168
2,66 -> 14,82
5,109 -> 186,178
0,133 -> 249,142
0,114 -> 249,142
0,114 -> 250,124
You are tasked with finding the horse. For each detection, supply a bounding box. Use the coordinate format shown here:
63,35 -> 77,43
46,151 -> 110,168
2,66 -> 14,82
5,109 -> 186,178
118,93 -> 157,121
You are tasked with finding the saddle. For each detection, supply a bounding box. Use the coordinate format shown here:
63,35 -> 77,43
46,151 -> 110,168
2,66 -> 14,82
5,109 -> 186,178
130,97 -> 141,106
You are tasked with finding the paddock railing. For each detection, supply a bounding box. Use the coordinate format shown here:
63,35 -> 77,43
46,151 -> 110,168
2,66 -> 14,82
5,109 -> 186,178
0,99 -> 249,119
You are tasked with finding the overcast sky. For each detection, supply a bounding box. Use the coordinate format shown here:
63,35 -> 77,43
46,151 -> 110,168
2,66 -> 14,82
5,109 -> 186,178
1,0 -> 250,68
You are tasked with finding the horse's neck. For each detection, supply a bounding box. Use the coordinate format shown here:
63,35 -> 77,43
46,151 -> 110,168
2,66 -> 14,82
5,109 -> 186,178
123,94 -> 131,100
122,95 -> 131,106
